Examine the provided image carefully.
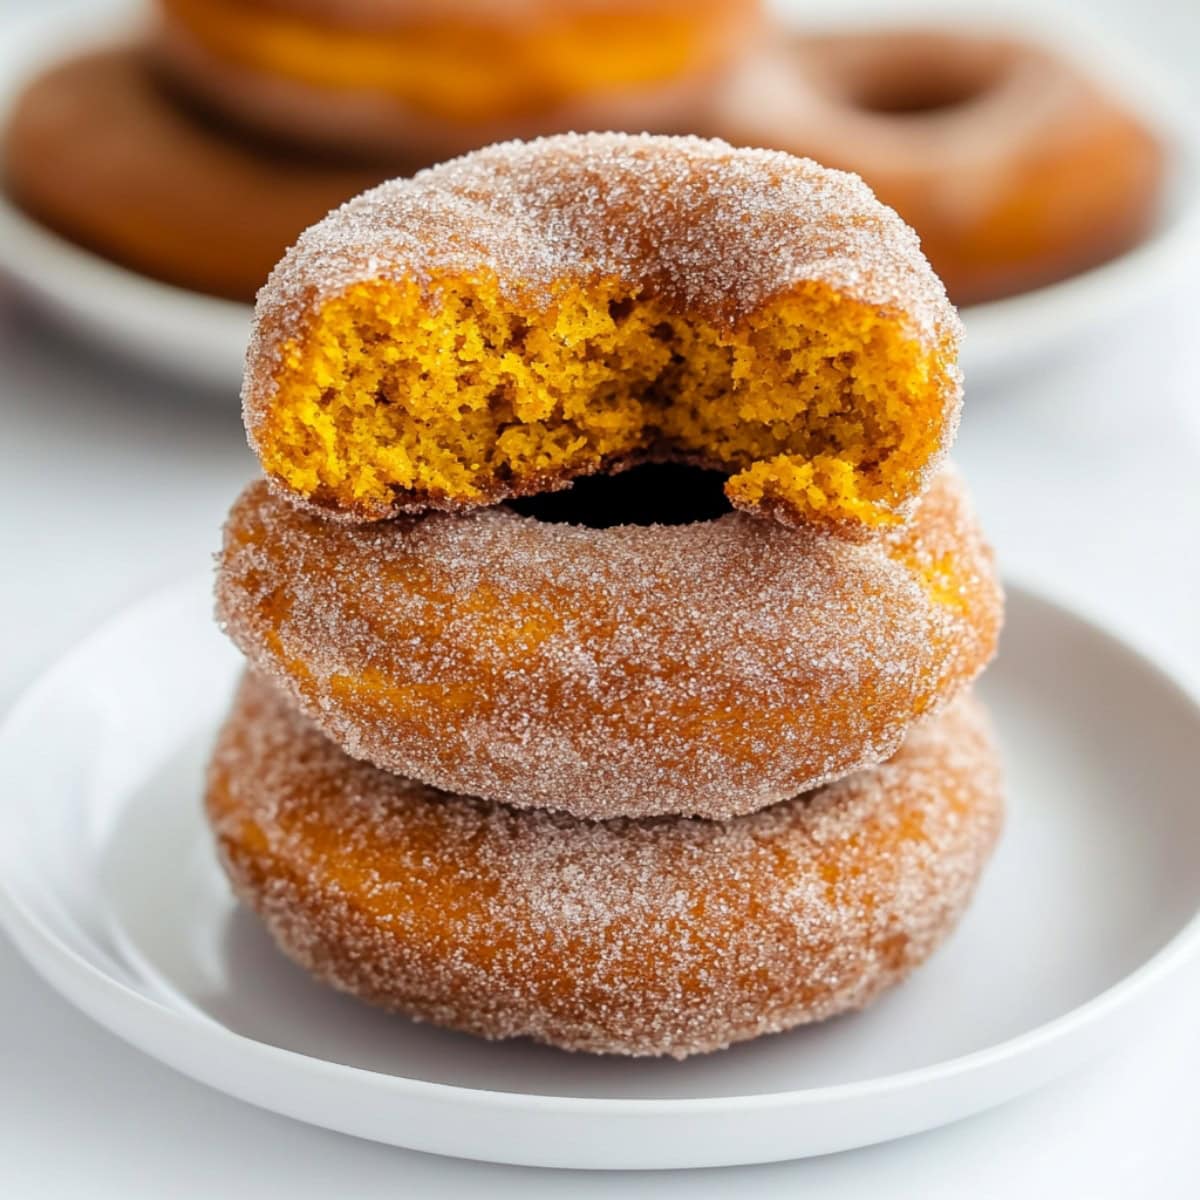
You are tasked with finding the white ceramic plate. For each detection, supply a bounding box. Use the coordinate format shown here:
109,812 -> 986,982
1,575 -> 1199,1170
2,0 -> 1199,392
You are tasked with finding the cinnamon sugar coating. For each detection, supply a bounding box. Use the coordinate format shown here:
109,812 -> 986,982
206,675 -> 1003,1058
214,466 -> 1001,820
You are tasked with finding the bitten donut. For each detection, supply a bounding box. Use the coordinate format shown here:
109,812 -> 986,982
244,133 -> 962,534
215,465 -> 1001,820
711,30 -> 1165,305
2,48 -> 394,303
207,675 -> 1003,1058
153,0 -> 762,161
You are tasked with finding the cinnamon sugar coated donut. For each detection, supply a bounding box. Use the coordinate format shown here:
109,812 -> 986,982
207,675 -> 1003,1058
711,30 -> 1165,306
215,466 -> 1000,820
154,0 -> 761,160
243,133 -> 962,534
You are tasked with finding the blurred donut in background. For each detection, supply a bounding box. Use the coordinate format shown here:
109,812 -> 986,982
0,6 -> 1170,312
710,29 -> 1165,306
3,48 -> 394,302
151,0 -> 763,161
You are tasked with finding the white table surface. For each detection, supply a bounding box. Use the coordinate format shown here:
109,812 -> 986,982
2,0 -> 1199,1194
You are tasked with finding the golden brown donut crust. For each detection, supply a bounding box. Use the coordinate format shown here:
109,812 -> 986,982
206,675 -> 1004,1058
1,47 -> 401,303
214,466 -> 1002,820
710,29 -> 1165,306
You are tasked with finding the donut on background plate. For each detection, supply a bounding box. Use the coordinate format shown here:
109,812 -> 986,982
2,48 -> 396,303
153,0 -> 763,160
711,29 -> 1165,305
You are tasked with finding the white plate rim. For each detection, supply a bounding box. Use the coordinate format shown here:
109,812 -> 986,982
2,573 -> 1200,1128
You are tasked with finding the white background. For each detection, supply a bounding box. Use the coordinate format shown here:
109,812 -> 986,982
2,0 -> 1199,1194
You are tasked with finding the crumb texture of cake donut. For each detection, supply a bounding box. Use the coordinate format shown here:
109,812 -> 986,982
153,0 -> 762,160
243,133 -> 962,534
711,30 -> 1165,306
2,48 -> 394,303
215,465 -> 1001,820
207,675 -> 1004,1058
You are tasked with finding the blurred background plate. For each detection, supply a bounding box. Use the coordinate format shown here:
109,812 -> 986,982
1,575 -> 1199,1169
1,0 -> 1198,393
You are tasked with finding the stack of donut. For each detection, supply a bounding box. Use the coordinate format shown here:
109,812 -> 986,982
209,133 -> 1005,1058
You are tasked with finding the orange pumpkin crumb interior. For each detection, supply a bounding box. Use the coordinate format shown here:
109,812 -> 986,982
258,273 -> 954,530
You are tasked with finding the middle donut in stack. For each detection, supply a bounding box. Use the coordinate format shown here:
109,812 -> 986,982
217,463 -> 998,820
211,133 -> 1004,1058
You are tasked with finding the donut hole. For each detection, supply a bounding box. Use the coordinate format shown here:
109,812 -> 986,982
835,36 -> 1012,118
259,273 -> 954,530
510,463 -> 733,528
851,68 -> 997,115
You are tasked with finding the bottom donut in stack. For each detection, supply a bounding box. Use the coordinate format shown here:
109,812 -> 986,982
205,671 -> 1002,1059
